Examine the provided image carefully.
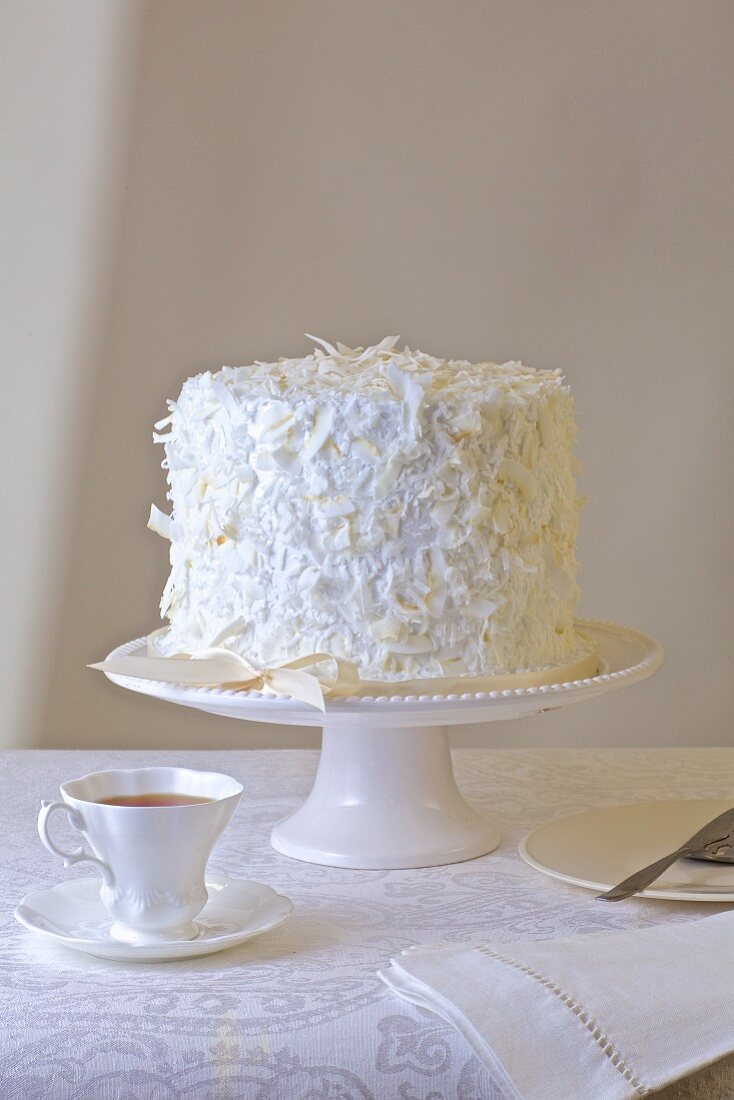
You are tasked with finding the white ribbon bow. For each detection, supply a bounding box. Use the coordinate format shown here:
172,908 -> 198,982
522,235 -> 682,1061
90,632 -> 360,712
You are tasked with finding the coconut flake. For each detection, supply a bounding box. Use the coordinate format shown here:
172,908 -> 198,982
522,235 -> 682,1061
271,446 -> 301,473
352,438 -> 380,464
316,496 -> 355,518
386,360 -> 425,435
329,521 -> 352,550
210,378 -> 246,426
430,496 -> 459,526
468,598 -> 500,618
302,406 -> 334,460
148,504 -> 172,539
306,334 -> 340,357
370,618 -> 403,642
499,457 -> 538,501
375,454 -> 404,498
385,636 -> 435,654
297,566 -> 321,591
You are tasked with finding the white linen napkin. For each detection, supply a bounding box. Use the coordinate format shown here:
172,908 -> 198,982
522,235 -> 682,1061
379,911 -> 734,1099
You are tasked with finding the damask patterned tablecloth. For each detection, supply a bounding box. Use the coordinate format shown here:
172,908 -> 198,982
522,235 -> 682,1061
2,748 -> 734,1100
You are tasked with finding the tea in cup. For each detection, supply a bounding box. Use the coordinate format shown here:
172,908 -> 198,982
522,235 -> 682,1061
38,767 -> 243,945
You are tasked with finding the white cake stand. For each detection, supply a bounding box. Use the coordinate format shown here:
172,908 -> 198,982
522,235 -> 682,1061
102,619 -> 662,869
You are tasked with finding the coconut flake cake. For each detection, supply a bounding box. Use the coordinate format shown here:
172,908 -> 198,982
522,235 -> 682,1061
149,337 -> 590,683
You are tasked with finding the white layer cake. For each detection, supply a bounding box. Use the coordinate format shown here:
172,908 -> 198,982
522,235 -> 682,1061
150,337 -> 588,683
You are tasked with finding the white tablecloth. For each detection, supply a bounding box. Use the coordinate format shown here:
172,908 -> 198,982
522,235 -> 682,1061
2,748 -> 734,1099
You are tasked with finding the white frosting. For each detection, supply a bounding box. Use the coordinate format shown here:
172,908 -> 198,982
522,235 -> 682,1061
152,338 -> 585,681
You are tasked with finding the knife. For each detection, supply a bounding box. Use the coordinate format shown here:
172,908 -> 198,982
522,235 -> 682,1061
597,805 -> 734,902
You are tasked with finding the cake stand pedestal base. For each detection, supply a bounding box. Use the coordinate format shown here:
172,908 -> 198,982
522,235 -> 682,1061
270,723 -> 501,869
103,621 -> 663,870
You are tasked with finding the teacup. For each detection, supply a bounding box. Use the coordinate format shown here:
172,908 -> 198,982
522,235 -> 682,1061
38,767 -> 243,945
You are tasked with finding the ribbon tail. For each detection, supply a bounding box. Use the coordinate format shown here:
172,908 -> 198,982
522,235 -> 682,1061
267,668 -> 326,712
89,655 -> 250,686
328,656 -> 360,695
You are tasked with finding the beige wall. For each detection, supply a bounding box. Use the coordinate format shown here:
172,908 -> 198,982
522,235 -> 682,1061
6,1 -> 733,750
1,0 -> 143,747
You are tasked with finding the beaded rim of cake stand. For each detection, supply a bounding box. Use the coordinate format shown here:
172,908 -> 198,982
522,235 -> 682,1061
105,620 -> 663,709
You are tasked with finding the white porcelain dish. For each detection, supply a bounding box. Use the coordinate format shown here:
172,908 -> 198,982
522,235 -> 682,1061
520,799 -> 734,902
14,876 -> 293,961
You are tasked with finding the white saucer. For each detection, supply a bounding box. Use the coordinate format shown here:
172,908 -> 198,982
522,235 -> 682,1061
520,799 -> 734,902
14,876 -> 293,961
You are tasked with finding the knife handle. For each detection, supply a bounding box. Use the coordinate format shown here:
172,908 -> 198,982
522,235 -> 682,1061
597,847 -> 690,902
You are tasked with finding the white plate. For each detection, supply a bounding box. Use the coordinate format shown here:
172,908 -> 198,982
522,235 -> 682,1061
520,800 -> 734,902
14,876 -> 293,961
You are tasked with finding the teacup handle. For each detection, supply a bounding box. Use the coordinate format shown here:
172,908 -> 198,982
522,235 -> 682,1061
38,801 -> 115,887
